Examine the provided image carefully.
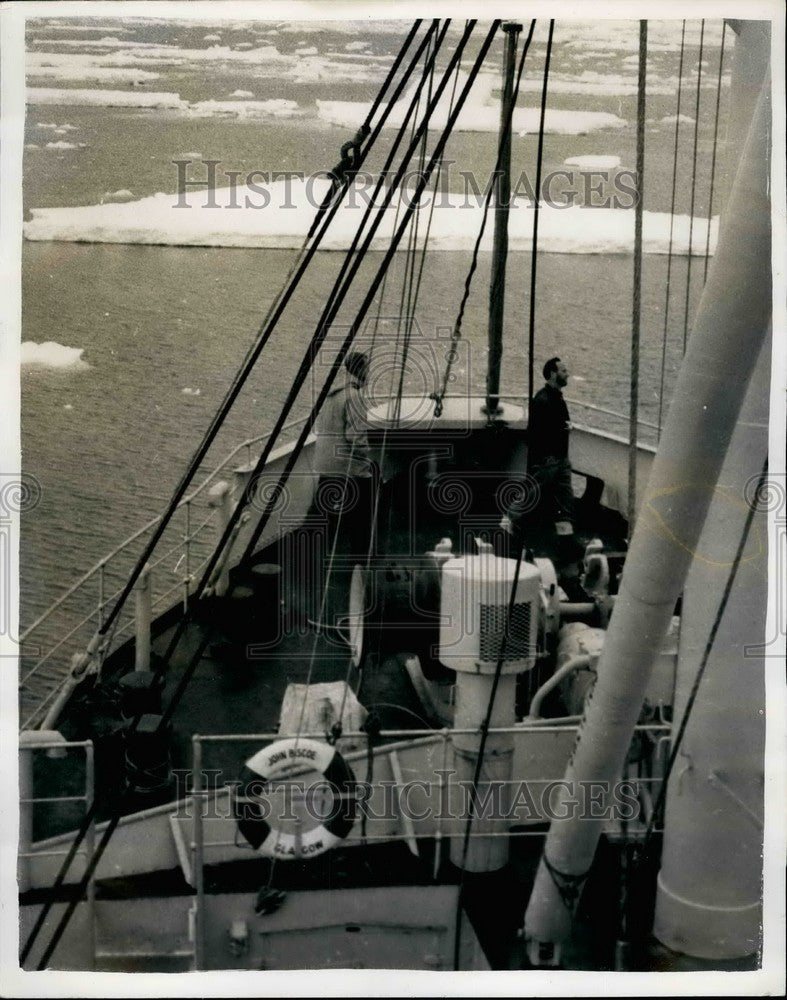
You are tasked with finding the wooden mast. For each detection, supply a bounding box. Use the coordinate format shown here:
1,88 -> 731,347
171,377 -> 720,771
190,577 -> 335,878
485,21 -> 521,417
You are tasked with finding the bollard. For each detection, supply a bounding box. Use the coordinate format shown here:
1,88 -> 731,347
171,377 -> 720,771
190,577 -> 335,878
135,564 -> 152,672
208,481 -> 233,597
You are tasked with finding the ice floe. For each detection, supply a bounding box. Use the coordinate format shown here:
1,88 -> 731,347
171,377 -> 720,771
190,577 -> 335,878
24,177 -> 718,257
28,87 -> 188,108
229,89 -> 255,98
517,109 -> 626,135
186,99 -> 300,118
31,24 -> 134,34
28,65 -> 160,84
557,19 -> 724,52
21,342 -> 90,369
564,155 -> 622,170
290,57 -> 384,84
658,113 -> 696,126
318,70 -> 626,135
44,140 -> 86,149
29,37 -> 175,49
519,73 -> 674,97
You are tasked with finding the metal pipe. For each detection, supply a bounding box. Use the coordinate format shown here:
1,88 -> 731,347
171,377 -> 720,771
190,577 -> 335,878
39,650 -> 94,732
84,741 -> 96,970
652,324 -> 770,959
485,21 -> 521,417
450,672 -> 516,871
558,602 -> 596,621
183,500 -> 192,612
192,736 -> 205,969
527,654 -> 591,719
524,61 -> 772,949
18,740 -> 34,893
433,729 -> 450,879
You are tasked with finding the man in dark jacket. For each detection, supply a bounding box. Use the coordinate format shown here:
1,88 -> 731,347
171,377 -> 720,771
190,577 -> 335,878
527,356 -> 574,533
504,356 -> 574,547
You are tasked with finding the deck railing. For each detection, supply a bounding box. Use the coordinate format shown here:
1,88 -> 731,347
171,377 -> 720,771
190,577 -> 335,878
187,722 -> 670,968
18,418 -> 312,730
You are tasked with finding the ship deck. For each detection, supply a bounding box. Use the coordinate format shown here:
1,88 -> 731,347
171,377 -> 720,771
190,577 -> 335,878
24,455 -> 642,970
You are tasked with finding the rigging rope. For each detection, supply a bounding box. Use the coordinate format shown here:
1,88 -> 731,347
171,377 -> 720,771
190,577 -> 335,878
347,40 -> 462,733
231,20 -> 497,735
393,33 -> 436,424
657,21 -> 688,441
235,22 -> 495,572
308,18 -> 425,237
527,20 -> 555,409
21,20 -> 439,967
314,32 -> 440,745
160,18 -> 451,670
25,21 -> 501,970
682,19 -> 706,354
704,20 -> 727,284
85,19 -> 431,650
432,19 -> 537,419
154,20 -> 459,774
285,47 -> 439,827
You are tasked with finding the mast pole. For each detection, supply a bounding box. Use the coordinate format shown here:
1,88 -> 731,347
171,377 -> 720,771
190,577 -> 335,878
485,21 -> 521,417
627,21 -> 647,534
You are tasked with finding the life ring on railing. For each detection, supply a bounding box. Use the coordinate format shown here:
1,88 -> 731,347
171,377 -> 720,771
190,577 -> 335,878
233,737 -> 356,859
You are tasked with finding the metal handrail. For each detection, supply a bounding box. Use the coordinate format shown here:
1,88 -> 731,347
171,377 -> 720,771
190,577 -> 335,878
20,608 -> 99,684
189,722 -> 669,916
20,416 -> 311,643
563,396 -> 661,432
18,417 -> 313,729
194,723 -> 670,743
18,738 -> 96,966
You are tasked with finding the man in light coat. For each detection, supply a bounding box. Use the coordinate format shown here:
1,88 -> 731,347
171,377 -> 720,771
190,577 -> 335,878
312,350 -> 374,560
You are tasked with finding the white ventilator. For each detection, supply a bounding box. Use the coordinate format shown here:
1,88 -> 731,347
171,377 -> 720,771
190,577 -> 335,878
438,540 -> 541,674
439,541 -> 541,872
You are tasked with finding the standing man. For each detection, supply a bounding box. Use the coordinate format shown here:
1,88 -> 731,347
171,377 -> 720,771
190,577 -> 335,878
312,350 -> 375,559
527,356 -> 574,536
504,356 -> 574,551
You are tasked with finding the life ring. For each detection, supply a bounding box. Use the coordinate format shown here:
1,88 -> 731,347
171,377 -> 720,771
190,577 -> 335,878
233,737 -> 356,859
